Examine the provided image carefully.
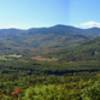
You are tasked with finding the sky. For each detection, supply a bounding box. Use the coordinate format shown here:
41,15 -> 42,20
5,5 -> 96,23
69,0 -> 100,28
0,0 -> 68,29
0,0 -> 100,29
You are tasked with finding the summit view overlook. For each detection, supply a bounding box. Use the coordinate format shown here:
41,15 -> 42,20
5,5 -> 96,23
0,0 -> 100,99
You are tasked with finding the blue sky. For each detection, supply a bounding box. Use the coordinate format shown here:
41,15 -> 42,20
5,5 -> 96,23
0,0 -> 68,28
0,0 -> 99,28
69,0 -> 100,27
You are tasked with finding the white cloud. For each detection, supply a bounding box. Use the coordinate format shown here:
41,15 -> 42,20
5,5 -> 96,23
79,21 -> 100,29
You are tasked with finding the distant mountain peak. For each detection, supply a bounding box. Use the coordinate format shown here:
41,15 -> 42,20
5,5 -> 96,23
53,24 -> 67,27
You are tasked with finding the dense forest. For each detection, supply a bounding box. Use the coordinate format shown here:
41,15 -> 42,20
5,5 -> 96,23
0,57 -> 100,99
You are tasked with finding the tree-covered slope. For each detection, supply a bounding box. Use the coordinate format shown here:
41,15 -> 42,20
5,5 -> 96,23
0,25 -> 100,55
48,37 -> 100,62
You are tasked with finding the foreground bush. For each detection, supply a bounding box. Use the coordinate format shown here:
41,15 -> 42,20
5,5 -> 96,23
22,85 -> 67,100
82,81 -> 100,100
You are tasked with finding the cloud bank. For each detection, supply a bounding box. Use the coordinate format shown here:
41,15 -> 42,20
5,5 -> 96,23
79,21 -> 100,29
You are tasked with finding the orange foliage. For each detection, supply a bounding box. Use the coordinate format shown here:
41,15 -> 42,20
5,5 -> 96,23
11,87 -> 23,97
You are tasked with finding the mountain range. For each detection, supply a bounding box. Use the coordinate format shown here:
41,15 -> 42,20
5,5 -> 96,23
0,24 -> 100,57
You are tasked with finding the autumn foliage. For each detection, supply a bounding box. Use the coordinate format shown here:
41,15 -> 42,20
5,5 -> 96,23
11,87 -> 23,97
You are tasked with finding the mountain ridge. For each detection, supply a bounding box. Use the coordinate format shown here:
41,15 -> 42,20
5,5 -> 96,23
0,24 -> 100,56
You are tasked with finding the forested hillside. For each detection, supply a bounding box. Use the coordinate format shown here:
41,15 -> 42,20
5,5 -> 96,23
0,25 -> 100,99
0,25 -> 100,55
